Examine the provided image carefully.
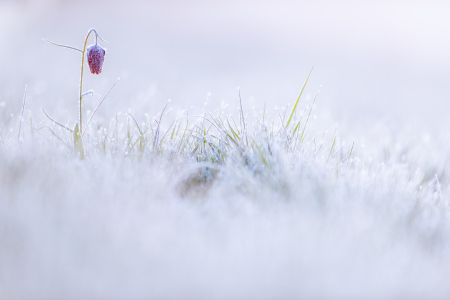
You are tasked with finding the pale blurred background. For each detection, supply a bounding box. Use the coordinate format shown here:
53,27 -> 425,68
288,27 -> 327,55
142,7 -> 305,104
1,0 -> 449,134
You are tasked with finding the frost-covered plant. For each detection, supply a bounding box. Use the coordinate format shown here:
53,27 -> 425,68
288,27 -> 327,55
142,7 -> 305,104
44,28 -> 106,135
42,29 -> 112,159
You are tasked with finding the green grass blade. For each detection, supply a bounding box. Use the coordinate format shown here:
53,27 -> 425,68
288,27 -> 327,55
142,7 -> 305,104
286,66 -> 314,128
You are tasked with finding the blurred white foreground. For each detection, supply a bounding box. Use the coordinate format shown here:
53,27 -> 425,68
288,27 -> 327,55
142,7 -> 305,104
1,97 -> 450,299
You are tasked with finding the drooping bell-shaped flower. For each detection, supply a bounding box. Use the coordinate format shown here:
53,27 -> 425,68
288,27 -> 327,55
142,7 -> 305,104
86,44 -> 106,74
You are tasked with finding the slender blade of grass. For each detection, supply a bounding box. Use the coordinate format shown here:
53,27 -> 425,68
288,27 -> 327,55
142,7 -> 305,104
238,88 -> 249,146
83,78 -> 119,137
42,38 -> 83,53
42,108 -> 73,132
286,66 -> 314,128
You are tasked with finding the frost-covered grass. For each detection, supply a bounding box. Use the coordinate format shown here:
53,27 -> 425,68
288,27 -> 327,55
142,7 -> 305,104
1,80 -> 450,299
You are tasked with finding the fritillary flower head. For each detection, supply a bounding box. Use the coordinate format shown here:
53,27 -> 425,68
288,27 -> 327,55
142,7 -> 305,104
86,44 -> 106,74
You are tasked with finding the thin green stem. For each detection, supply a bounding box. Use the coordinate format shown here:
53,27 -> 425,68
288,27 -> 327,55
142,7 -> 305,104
79,29 -> 99,135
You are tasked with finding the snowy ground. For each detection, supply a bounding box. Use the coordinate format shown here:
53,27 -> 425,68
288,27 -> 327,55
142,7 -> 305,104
1,1 -> 450,299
